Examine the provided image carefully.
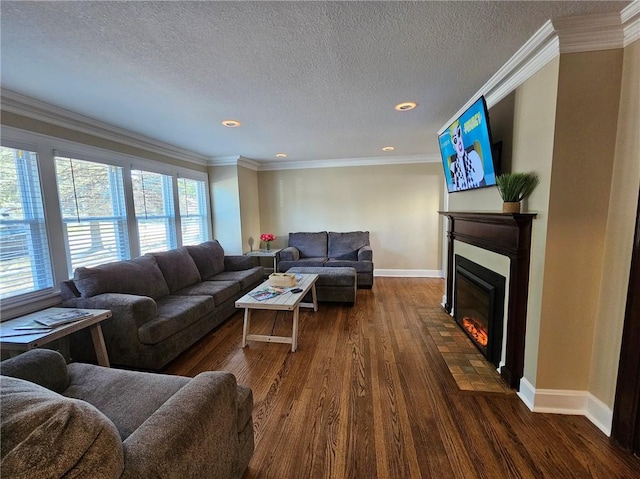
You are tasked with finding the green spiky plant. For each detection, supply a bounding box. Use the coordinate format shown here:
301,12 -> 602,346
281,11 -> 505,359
495,172 -> 540,202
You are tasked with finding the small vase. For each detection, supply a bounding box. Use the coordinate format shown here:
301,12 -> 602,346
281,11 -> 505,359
503,202 -> 521,214
265,242 -> 271,251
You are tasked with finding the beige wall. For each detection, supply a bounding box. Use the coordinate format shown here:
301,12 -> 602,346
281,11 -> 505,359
209,165 -> 243,254
511,59 -> 559,385
238,164 -> 262,252
1,111 -> 207,172
257,163 -> 444,272
537,49 -> 623,391
589,40 -> 640,407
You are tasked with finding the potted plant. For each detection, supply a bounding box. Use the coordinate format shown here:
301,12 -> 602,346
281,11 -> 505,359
495,172 -> 539,213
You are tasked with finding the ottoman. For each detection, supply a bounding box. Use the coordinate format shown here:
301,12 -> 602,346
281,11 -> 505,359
288,266 -> 357,305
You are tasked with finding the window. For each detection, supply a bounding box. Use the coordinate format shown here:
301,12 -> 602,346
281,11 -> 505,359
0,147 -> 54,300
132,169 -> 176,254
55,156 -> 130,276
178,177 -> 208,245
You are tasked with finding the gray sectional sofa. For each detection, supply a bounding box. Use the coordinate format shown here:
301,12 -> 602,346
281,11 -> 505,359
1,349 -> 253,478
60,240 -> 264,370
278,231 -> 374,288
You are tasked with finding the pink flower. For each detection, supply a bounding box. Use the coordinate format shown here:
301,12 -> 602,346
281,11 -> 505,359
260,233 -> 275,242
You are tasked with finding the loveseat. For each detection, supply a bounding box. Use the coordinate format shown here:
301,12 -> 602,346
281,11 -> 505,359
0,349 -> 254,478
278,231 -> 374,288
60,240 -> 264,370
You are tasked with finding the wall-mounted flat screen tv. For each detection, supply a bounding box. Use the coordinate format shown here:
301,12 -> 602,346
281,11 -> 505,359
438,96 -> 497,193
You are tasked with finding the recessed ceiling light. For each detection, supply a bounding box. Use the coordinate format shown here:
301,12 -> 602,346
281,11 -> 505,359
221,119 -> 241,128
382,146 -> 395,151
394,102 -> 417,111
275,153 -> 287,158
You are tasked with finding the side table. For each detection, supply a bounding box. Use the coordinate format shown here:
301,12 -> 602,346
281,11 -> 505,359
0,308 -> 112,367
246,248 -> 283,274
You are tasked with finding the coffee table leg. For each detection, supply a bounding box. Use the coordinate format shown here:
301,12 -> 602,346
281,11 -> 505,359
311,284 -> 318,312
242,308 -> 251,348
89,324 -> 110,367
292,306 -> 299,352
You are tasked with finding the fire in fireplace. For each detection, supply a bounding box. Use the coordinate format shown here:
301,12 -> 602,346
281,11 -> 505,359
454,255 -> 506,367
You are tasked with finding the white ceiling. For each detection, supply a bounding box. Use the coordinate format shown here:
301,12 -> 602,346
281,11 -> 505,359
0,1 -> 632,165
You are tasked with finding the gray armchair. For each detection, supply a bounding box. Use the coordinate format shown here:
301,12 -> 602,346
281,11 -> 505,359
0,349 -> 254,478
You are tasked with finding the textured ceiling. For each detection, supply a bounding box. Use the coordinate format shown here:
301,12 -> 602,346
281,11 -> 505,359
0,1 -> 631,164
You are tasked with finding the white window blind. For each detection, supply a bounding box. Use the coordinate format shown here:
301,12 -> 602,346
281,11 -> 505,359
0,147 -> 54,299
55,156 -> 130,276
178,177 -> 208,245
132,169 -> 176,254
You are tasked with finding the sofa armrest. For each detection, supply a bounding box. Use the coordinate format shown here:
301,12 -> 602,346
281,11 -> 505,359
121,372 -> 243,479
358,245 -> 373,262
279,246 -> 300,262
0,349 -> 70,393
224,255 -> 258,271
61,293 -> 158,330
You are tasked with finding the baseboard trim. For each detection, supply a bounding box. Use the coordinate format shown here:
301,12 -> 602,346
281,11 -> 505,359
374,269 -> 443,278
516,378 -> 612,436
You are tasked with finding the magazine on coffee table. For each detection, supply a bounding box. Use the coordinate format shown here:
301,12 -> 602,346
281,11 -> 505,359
248,286 -> 289,301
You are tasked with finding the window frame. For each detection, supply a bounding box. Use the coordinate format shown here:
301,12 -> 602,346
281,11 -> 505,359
54,154 -> 131,276
0,126 -> 212,318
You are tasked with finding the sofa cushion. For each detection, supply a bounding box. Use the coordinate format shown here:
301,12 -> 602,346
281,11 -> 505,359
65,363 -> 190,440
0,375 -> 124,479
74,255 -> 170,299
138,295 -> 215,345
208,267 -> 264,290
279,258 -> 327,272
328,231 -> 370,259
288,232 -> 328,258
287,266 -> 357,287
149,247 -> 201,293
186,240 -> 226,280
175,280 -> 241,306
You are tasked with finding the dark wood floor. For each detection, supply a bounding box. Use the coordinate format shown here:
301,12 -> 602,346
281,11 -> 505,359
166,277 -> 640,478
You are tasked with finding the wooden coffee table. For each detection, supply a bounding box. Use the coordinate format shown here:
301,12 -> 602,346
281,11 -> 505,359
235,273 -> 319,352
0,308 -> 112,367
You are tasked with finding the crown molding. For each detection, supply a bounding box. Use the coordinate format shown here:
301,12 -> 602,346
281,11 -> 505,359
622,1 -> 640,46
208,155 -> 241,166
438,7 -> 635,135
438,20 -> 560,134
255,154 -> 439,171
554,12 -> 625,54
238,156 -> 261,171
0,88 -> 209,166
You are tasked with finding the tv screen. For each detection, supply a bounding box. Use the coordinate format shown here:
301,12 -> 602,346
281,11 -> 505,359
438,96 -> 497,193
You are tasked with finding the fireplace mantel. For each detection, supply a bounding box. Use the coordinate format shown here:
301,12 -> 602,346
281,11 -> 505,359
438,211 -> 537,389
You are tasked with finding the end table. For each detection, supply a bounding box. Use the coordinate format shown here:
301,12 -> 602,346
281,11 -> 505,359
245,248 -> 283,274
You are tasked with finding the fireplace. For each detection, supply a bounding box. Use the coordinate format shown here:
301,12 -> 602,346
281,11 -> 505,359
439,211 -> 535,389
454,255 -> 505,368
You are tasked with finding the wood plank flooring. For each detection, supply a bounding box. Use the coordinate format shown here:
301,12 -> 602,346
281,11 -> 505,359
166,277 -> 640,478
